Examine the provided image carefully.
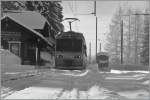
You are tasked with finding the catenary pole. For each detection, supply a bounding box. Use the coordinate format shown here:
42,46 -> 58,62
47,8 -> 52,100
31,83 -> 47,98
94,1 -> 98,62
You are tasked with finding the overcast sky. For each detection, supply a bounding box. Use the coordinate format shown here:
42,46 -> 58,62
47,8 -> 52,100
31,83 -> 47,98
61,0 -> 149,56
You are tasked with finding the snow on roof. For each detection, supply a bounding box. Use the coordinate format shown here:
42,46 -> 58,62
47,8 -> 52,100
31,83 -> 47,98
3,11 -> 47,29
1,15 -> 53,46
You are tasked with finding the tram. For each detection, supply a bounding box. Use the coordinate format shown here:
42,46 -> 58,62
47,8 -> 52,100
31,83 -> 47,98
97,52 -> 110,71
55,18 -> 87,70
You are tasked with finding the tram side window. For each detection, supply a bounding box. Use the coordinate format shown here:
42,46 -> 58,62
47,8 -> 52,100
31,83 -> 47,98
83,45 -> 87,56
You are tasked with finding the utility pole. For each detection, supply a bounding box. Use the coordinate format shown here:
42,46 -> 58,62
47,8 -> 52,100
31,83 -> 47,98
89,42 -> 91,64
99,43 -> 101,52
94,1 -> 98,62
96,17 -> 98,60
120,20 -> 123,64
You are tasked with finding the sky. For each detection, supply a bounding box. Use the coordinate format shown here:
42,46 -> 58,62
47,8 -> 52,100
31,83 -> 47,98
61,0 -> 149,57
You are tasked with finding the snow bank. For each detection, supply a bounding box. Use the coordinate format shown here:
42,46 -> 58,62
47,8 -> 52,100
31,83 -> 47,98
110,70 -> 149,74
118,90 -> 149,99
51,69 -> 89,77
4,87 -> 63,99
1,49 -> 21,65
63,70 -> 89,77
1,49 -> 50,82
40,51 -> 54,68
69,88 -> 78,99
1,87 -> 16,99
142,80 -> 149,85
105,73 -> 148,80
87,85 -> 112,99
57,90 -> 70,99
78,91 -> 88,99
2,69 -> 45,82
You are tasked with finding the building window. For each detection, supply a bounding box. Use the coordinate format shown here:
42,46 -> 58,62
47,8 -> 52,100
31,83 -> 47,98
8,41 -> 21,57
1,39 -> 9,49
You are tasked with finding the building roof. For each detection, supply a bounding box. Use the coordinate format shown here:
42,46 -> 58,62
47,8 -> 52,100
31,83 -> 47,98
2,10 -> 48,29
1,15 -> 53,47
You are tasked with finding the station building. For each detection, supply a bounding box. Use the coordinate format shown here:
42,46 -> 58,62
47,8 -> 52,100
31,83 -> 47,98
1,11 -> 56,65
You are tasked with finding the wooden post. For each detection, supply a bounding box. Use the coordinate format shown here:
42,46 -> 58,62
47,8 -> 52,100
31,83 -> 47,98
121,20 -> 123,64
35,39 -> 40,68
35,46 -> 38,68
89,42 -> 91,64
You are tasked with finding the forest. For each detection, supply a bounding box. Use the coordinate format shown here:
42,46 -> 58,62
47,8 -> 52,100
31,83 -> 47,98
104,7 -> 149,65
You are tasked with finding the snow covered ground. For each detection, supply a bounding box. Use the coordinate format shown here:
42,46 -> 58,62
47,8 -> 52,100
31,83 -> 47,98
118,90 -> 149,99
3,85 -> 121,99
101,69 -> 149,99
105,72 -> 148,80
1,63 -> 149,99
1,87 -> 17,98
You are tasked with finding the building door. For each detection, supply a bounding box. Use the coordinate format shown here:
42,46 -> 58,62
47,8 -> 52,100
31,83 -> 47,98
28,43 -> 36,64
22,42 -> 36,65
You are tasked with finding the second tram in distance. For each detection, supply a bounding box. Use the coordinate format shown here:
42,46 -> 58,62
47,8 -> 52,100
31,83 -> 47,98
97,52 -> 110,71
55,31 -> 87,70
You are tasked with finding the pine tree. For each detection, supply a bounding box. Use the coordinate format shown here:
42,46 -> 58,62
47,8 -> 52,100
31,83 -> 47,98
1,1 -> 64,36
104,7 -> 124,64
1,1 -> 25,17
25,1 -> 64,35
105,7 -> 146,65
1,1 -> 25,11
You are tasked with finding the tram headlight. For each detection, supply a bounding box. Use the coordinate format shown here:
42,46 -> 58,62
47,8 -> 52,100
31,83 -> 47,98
74,55 -> 81,59
57,55 -> 63,58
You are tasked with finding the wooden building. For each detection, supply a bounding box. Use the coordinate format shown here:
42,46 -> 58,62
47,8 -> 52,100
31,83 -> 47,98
1,11 -> 55,65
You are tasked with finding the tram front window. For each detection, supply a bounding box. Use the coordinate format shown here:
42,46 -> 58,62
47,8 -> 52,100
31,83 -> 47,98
98,55 -> 108,61
56,39 -> 82,52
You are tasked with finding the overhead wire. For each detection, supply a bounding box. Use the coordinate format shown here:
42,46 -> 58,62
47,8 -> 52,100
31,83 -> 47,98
74,0 -> 79,31
67,1 -> 79,31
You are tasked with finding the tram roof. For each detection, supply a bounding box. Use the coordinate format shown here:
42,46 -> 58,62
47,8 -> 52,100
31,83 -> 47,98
97,52 -> 109,56
56,31 -> 85,39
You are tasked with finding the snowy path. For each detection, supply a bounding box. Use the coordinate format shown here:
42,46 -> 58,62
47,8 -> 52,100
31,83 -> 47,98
2,65 -> 149,99
2,67 -> 121,99
4,85 -> 122,99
